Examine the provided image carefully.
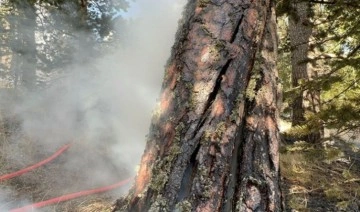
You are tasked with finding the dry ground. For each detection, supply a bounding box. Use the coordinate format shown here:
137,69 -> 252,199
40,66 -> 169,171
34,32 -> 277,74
1,117 -> 360,211
280,121 -> 360,211
0,128 -> 131,211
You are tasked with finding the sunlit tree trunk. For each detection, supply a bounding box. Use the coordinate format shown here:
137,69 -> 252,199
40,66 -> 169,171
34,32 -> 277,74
114,0 -> 282,211
289,1 -> 323,143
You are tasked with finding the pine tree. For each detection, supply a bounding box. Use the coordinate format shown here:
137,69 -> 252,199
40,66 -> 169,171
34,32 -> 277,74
114,0 -> 282,211
288,0 -> 323,143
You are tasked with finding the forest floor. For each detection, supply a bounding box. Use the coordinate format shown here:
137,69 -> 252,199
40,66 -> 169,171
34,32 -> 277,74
0,119 -> 359,211
280,121 -> 360,211
0,129 -> 132,211
281,141 -> 360,211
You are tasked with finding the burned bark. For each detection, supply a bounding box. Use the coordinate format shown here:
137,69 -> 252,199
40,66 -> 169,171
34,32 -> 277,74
114,0 -> 281,211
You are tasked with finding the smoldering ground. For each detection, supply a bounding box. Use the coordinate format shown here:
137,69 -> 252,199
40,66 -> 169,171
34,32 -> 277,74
0,0 -> 186,210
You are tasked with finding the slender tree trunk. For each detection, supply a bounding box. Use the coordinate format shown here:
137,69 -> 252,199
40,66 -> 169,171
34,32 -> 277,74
20,2 -> 37,91
115,0 -> 281,211
9,1 -> 37,91
289,1 -> 323,143
9,5 -> 21,89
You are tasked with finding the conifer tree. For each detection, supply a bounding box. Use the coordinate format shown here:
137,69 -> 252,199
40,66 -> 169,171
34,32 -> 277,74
114,0 -> 282,211
288,0 -> 323,143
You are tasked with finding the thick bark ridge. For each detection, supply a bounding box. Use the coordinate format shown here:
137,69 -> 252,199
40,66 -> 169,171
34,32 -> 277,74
235,3 -> 281,211
114,0 -> 281,211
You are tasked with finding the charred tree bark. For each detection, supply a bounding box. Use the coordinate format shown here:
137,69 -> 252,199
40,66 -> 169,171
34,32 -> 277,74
115,0 -> 281,211
289,1 -> 323,143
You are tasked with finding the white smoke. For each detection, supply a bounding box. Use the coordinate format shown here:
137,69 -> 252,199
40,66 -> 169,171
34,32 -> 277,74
0,0 -> 187,209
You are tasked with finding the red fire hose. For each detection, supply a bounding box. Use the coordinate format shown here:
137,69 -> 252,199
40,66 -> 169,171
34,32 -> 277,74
9,178 -> 132,212
0,143 -> 132,211
0,143 -> 71,181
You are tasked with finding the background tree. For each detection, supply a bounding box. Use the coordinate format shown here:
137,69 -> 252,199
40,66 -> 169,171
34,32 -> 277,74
0,0 -> 129,90
277,0 -> 360,142
315,0 -> 360,137
276,1 -> 360,210
0,0 -> 129,136
1,0 -> 37,90
114,0 -> 282,211
288,0 -> 323,143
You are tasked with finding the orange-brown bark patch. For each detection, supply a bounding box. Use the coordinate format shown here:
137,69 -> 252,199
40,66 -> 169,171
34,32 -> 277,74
265,115 -> 276,132
243,8 -> 259,39
160,89 -> 172,113
200,46 -> 211,64
170,73 -> 178,90
166,63 -> 176,81
246,116 -> 257,130
209,145 -> 216,156
195,6 -> 203,15
134,151 -> 155,196
164,122 -> 173,134
211,96 -> 225,117
162,122 -> 175,154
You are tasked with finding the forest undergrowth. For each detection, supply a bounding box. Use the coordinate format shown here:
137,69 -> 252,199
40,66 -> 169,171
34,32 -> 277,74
280,121 -> 360,211
1,114 -> 359,211
0,111 -> 130,211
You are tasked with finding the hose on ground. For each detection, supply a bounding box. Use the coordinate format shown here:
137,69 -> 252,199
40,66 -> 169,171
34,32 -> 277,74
0,143 -> 132,211
9,178 -> 132,212
0,144 -> 71,181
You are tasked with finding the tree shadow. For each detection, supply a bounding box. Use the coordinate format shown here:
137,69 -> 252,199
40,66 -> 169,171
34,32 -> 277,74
280,140 -> 360,211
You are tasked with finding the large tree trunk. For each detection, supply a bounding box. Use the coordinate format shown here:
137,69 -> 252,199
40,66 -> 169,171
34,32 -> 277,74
115,0 -> 281,211
289,1 -> 323,143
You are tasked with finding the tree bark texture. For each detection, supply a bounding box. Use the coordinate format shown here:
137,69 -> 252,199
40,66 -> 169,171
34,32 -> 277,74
289,1 -> 322,143
115,0 -> 281,211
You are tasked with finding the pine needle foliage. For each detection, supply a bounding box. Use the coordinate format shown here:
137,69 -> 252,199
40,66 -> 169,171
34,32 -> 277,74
277,0 -> 360,142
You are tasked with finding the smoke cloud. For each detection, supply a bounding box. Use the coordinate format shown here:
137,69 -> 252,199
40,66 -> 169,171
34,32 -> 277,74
0,0 -> 187,209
